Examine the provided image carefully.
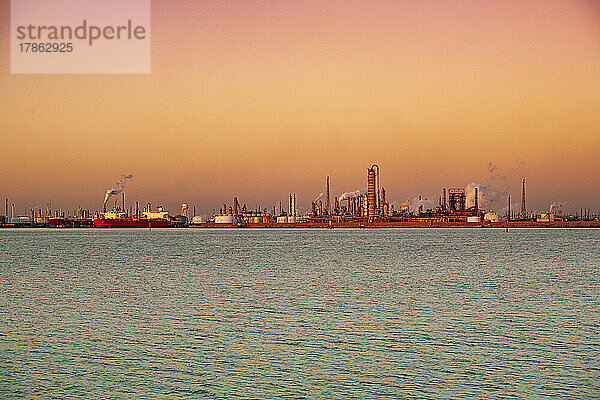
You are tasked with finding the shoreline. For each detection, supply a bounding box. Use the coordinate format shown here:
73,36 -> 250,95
2,221 -> 599,229
195,221 -> 600,229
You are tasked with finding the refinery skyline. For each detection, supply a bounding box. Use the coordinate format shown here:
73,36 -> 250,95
1,0 -> 600,213
1,161 -> 597,219
3,162 -> 598,229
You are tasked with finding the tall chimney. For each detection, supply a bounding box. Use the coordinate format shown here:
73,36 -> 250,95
508,195 -> 511,221
326,176 -> 330,214
442,188 -> 446,211
520,178 -> 526,217
122,192 -> 125,214
474,187 -> 479,213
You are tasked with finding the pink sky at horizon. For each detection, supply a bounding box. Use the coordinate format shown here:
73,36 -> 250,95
1,0 -> 599,214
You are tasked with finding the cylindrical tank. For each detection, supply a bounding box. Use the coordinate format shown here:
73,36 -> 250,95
467,216 -> 481,223
277,216 -> 288,223
287,216 -> 296,223
215,215 -> 235,224
192,216 -> 203,224
484,212 -> 498,222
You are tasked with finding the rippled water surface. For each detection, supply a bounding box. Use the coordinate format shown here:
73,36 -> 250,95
1,228 -> 599,399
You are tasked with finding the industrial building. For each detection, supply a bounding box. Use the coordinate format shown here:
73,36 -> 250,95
2,167 -> 599,228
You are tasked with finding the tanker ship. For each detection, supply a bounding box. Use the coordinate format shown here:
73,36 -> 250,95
94,206 -> 172,228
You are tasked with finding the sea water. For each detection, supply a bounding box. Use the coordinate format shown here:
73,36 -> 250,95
1,228 -> 599,398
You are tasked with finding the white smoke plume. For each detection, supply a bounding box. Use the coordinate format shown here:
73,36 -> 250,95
488,160 -> 525,182
338,189 -> 367,202
465,182 -> 512,210
549,202 -> 565,215
404,195 -> 435,213
103,174 -> 134,206
487,161 -> 507,182
464,160 -> 524,211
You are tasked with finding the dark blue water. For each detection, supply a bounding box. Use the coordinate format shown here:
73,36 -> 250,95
1,228 -> 599,398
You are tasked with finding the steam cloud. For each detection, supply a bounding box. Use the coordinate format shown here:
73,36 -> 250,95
404,195 -> 434,213
487,161 -> 507,182
338,189 -> 367,201
103,174 -> 134,206
467,161 -> 525,211
549,202 -> 565,215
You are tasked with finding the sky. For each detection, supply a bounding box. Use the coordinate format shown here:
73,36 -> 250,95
1,0 -> 600,215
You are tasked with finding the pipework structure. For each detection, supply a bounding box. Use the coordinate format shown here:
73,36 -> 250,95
367,164 -> 380,221
289,193 -> 297,217
448,189 -> 466,212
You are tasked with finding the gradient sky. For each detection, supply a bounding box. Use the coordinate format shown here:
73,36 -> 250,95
1,0 -> 600,215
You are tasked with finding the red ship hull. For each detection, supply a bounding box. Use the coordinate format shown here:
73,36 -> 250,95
49,218 -> 68,228
49,218 -> 94,228
93,218 -> 172,228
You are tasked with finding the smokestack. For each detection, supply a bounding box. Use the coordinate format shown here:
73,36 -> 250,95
4,198 -> 7,217
508,195 -> 511,221
326,176 -> 330,214
103,174 -> 133,211
474,187 -> 479,213
136,201 -> 139,218
521,178 -> 526,217
122,192 -> 125,214
443,188 -> 446,210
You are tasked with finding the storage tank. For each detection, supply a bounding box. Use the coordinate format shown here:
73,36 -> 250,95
467,216 -> 481,223
277,216 -> 288,223
215,215 -> 235,224
287,216 -> 296,223
192,216 -> 203,224
10,216 -> 32,226
536,213 -> 554,222
484,212 -> 499,223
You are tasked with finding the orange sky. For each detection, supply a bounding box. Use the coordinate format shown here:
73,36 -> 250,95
1,0 -> 600,215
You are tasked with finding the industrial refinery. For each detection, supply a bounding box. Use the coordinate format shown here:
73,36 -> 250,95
1,164 -> 598,228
